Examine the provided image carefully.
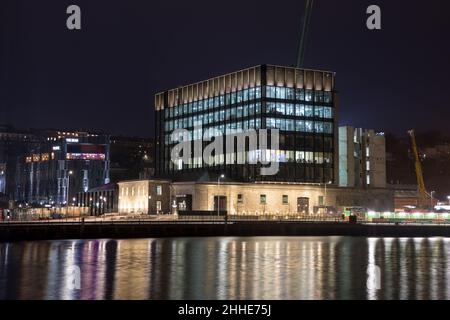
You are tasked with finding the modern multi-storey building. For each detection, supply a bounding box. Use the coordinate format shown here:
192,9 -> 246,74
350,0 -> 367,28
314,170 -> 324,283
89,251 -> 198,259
0,163 -> 6,195
155,64 -> 338,184
1,125 -> 39,199
338,126 -> 386,189
14,130 -> 110,206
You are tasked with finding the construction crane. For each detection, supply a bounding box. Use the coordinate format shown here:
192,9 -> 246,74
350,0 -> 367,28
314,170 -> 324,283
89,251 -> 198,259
296,0 -> 314,68
408,130 -> 428,208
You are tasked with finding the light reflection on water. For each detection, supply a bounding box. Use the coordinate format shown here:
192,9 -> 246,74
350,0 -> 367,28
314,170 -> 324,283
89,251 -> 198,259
1,236 -> 450,300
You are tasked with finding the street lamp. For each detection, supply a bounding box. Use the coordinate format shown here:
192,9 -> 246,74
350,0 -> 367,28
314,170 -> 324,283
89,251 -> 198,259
430,191 -> 435,210
447,195 -> 450,206
66,170 -> 73,207
324,180 -> 332,210
217,174 -> 225,216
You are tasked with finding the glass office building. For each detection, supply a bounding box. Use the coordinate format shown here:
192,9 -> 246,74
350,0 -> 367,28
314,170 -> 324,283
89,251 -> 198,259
155,64 -> 338,183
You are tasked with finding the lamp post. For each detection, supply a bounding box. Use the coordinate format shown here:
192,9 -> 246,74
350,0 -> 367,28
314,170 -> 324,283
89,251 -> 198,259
430,191 -> 435,211
324,180 -> 332,211
66,170 -> 73,207
217,174 -> 225,217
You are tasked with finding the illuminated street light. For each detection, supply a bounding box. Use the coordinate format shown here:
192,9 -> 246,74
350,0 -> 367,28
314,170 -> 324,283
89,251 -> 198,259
324,180 -> 332,213
217,174 -> 225,217
431,191 -> 436,210
67,170 -> 74,207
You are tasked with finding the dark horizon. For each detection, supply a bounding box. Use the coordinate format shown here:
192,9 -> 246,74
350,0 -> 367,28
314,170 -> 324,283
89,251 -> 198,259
1,0 -> 450,138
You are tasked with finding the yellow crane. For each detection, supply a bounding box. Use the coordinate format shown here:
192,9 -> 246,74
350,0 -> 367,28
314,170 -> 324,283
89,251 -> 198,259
408,130 -> 428,208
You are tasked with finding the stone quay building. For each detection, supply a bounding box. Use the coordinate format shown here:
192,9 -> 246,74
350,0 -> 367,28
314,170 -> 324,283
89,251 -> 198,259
118,65 -> 392,216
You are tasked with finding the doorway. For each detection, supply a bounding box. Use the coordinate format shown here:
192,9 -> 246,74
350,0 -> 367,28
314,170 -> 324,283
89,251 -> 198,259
213,196 -> 227,215
297,197 -> 309,214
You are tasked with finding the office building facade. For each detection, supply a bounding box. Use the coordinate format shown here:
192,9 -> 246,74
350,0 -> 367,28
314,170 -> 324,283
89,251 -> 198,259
339,126 -> 386,189
155,64 -> 338,183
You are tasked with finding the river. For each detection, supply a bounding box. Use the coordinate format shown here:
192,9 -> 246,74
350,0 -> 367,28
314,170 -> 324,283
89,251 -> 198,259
1,236 -> 449,300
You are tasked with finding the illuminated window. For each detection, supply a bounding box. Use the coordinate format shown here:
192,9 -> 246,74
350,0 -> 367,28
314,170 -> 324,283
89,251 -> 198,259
286,103 -> 294,116
315,122 -> 324,133
276,103 -> 285,114
156,185 -> 162,195
304,105 -> 313,117
255,87 -> 261,99
260,194 -> 267,204
267,102 -> 277,114
295,88 -> 305,100
305,121 -> 313,132
296,120 -> 305,132
266,86 -> 276,98
286,88 -> 295,100
275,87 -> 286,99
319,196 -> 324,206
255,102 -> 261,114
315,91 -> 324,103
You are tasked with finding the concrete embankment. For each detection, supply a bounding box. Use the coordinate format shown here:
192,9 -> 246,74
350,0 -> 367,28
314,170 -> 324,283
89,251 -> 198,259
2,221 -> 450,241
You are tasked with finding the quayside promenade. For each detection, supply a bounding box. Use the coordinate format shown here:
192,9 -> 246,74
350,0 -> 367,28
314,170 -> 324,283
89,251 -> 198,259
2,216 -> 450,241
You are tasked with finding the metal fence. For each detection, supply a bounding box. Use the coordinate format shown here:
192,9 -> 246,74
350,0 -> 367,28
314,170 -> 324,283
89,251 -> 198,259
0,213 -> 346,225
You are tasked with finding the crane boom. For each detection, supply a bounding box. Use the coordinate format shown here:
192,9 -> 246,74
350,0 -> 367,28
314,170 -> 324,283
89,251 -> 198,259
296,0 -> 314,68
408,130 -> 428,207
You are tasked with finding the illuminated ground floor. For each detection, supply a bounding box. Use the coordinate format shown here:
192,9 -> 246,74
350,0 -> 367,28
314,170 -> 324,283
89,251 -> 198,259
117,180 -> 393,215
171,181 -> 393,215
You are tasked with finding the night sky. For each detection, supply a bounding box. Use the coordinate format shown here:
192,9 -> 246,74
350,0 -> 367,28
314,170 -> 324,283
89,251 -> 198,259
1,0 -> 450,138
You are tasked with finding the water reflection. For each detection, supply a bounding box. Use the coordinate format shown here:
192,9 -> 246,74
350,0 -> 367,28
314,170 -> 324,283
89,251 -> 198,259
1,237 -> 450,300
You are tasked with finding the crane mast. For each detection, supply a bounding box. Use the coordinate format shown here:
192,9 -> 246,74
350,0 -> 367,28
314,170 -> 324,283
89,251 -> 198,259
296,0 -> 314,68
408,130 -> 428,208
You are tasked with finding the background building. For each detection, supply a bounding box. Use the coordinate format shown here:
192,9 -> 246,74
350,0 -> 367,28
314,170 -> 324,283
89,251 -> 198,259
1,125 -> 157,212
13,129 -> 110,206
133,181 -> 392,215
0,125 -> 37,199
76,183 -> 118,215
109,136 -> 154,182
339,126 -> 386,189
117,179 -> 171,215
155,64 -> 338,184
0,163 -> 5,195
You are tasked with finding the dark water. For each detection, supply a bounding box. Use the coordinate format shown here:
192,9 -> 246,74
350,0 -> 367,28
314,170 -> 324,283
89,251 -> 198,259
1,237 -> 450,300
